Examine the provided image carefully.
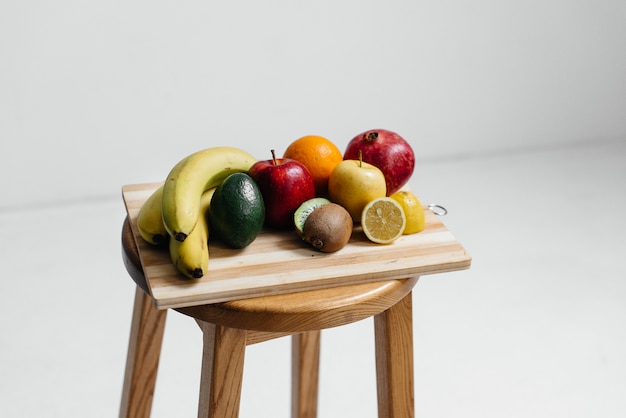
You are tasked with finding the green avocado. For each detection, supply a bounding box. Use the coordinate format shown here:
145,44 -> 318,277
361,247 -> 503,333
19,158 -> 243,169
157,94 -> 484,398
208,172 -> 265,249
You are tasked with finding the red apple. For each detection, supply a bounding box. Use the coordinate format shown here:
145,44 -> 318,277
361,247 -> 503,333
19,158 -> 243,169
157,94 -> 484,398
343,129 -> 415,196
248,150 -> 316,229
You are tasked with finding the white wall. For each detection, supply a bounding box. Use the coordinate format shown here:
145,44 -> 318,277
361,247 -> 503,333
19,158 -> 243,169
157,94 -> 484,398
2,0 -> 625,210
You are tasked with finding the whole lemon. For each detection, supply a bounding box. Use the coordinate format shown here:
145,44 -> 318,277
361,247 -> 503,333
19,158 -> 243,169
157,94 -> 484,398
390,191 -> 425,234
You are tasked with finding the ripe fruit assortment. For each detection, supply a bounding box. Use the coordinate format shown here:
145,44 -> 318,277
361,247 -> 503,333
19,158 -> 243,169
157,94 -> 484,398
135,129 -> 426,279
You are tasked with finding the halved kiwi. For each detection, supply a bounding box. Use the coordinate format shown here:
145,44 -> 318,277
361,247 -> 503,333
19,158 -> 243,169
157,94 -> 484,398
293,197 -> 331,236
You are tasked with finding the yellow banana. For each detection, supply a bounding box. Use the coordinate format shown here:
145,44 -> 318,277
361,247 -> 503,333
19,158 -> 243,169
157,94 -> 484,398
136,185 -> 167,245
162,146 -> 257,242
169,188 -> 215,279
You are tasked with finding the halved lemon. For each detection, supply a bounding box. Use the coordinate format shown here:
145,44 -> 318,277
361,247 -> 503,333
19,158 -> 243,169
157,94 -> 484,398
361,197 -> 406,244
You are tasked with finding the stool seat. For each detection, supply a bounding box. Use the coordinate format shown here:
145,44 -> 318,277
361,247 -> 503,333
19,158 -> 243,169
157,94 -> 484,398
120,217 -> 418,418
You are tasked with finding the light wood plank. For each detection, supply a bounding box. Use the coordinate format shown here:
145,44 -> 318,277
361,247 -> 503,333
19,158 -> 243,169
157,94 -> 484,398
122,183 -> 471,309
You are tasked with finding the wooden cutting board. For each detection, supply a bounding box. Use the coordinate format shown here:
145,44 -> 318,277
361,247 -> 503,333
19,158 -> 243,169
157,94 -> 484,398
122,182 -> 471,309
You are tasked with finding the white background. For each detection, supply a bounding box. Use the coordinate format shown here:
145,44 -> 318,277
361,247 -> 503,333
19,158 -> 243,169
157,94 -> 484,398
1,2 -> 625,418
1,0 -> 625,209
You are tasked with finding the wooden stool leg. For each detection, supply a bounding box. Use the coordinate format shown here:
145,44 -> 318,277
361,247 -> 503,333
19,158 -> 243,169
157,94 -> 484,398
291,330 -> 321,418
120,286 -> 168,418
374,291 -> 415,418
197,320 -> 247,418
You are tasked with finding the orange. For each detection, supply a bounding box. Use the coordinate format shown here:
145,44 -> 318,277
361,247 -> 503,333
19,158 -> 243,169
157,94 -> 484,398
361,197 -> 406,244
283,135 -> 343,196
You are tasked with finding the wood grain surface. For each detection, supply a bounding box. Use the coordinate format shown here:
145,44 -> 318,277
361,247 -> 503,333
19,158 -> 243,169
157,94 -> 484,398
122,182 -> 471,309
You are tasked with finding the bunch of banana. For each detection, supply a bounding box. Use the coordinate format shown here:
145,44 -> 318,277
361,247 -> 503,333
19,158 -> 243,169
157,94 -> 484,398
135,146 -> 257,279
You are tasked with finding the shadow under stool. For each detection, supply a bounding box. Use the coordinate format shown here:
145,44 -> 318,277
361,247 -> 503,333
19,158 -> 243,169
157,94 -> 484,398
119,217 -> 419,418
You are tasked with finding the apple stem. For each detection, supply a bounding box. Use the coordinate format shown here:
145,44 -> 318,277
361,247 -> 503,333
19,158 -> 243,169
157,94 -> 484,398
271,149 -> 278,165
358,150 -> 363,167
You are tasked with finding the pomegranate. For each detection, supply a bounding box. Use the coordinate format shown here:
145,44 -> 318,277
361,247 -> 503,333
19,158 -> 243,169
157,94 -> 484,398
344,129 -> 415,195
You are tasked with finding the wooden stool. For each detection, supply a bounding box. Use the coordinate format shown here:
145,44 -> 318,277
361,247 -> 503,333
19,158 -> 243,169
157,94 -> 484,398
120,217 -> 419,418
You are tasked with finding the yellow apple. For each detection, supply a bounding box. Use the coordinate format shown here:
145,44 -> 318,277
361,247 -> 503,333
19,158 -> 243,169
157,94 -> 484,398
328,159 -> 387,221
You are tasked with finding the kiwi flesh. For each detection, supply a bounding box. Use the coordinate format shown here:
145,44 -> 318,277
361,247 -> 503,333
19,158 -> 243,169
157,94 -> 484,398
294,197 -> 331,236
303,203 -> 353,253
